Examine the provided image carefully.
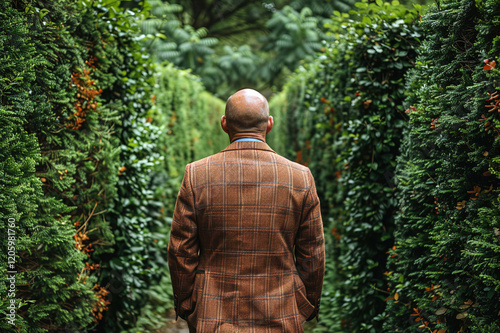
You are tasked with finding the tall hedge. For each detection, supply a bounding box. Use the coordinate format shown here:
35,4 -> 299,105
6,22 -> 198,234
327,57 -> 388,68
269,1 -> 422,331
130,63 -> 227,331
0,0 -> 226,331
0,1 -> 122,331
150,63 -> 226,210
385,0 -> 500,332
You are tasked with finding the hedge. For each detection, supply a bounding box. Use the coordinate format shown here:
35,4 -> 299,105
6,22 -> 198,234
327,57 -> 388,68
1,1 -> 121,331
0,1 -> 226,331
385,0 -> 500,332
270,0 -> 500,332
269,1 -> 422,331
5,0 -> 499,332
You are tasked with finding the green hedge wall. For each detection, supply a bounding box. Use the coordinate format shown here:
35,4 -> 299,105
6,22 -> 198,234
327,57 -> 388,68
150,63 -> 226,211
1,1 -> 121,331
0,1 -> 226,332
269,1 -> 422,331
385,0 -> 500,332
270,0 -> 500,332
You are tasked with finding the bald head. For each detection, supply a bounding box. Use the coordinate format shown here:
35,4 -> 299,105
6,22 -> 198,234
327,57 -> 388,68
224,89 -> 270,133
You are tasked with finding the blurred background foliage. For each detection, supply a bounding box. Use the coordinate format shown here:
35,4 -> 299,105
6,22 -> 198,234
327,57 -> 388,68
141,0 -> 432,97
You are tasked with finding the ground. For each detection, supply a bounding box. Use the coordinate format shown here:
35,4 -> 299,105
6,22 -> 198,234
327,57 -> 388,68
154,311 -> 317,333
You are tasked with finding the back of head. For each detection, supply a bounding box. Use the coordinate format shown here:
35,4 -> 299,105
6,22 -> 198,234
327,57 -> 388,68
225,89 -> 269,133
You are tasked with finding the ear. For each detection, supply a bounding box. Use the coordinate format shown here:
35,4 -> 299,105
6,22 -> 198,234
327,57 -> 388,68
266,116 -> 273,134
221,115 -> 229,134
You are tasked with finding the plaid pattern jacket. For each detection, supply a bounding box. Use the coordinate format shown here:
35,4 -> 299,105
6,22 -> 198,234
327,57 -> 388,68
168,141 -> 325,332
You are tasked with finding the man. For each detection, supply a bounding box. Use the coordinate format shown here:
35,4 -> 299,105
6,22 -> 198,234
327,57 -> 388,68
168,88 -> 325,332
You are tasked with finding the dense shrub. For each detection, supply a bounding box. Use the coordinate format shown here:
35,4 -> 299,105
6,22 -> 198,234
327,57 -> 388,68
385,0 -> 500,332
0,1 -> 125,331
269,1 -> 422,331
0,1 -> 226,331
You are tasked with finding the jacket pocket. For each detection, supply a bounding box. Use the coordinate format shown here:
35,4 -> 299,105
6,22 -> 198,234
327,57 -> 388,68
293,273 -> 315,322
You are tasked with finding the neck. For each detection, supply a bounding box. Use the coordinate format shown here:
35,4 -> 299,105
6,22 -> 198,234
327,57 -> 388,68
230,132 -> 266,143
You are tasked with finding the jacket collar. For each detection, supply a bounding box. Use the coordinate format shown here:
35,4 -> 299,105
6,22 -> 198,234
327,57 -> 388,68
221,140 -> 277,154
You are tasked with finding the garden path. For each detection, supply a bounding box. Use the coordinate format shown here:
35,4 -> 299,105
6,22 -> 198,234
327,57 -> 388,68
154,312 -> 189,333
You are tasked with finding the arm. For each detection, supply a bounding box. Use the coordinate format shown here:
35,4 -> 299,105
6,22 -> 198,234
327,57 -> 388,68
168,163 -> 199,320
295,169 -> 325,321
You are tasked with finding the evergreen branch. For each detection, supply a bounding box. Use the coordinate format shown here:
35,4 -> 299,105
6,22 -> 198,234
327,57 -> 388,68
77,201 -> 99,234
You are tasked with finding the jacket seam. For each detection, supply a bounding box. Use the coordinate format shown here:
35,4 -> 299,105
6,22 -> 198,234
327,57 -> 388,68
300,170 -> 314,220
187,163 -> 197,221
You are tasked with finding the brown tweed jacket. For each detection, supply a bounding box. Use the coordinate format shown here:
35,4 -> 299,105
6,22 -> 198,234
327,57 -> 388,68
168,141 -> 325,332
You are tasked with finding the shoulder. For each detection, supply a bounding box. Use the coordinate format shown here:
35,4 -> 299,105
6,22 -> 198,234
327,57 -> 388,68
272,153 -> 312,175
266,153 -> 316,190
187,150 -> 315,186
188,153 -> 217,169
273,153 -> 309,172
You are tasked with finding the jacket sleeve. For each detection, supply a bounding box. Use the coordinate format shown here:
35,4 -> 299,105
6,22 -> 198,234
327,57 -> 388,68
295,169 -> 325,321
168,163 -> 199,320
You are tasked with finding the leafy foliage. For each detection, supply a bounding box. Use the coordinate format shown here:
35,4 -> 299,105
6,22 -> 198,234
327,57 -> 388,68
0,0 -> 116,331
269,1 -> 422,331
259,6 -> 328,84
283,0 -> 356,17
8,0 -> 500,332
142,0 -> 349,97
200,45 -> 260,91
142,1 -> 218,70
385,0 -> 500,332
167,0 -> 357,36
130,64 -> 227,331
